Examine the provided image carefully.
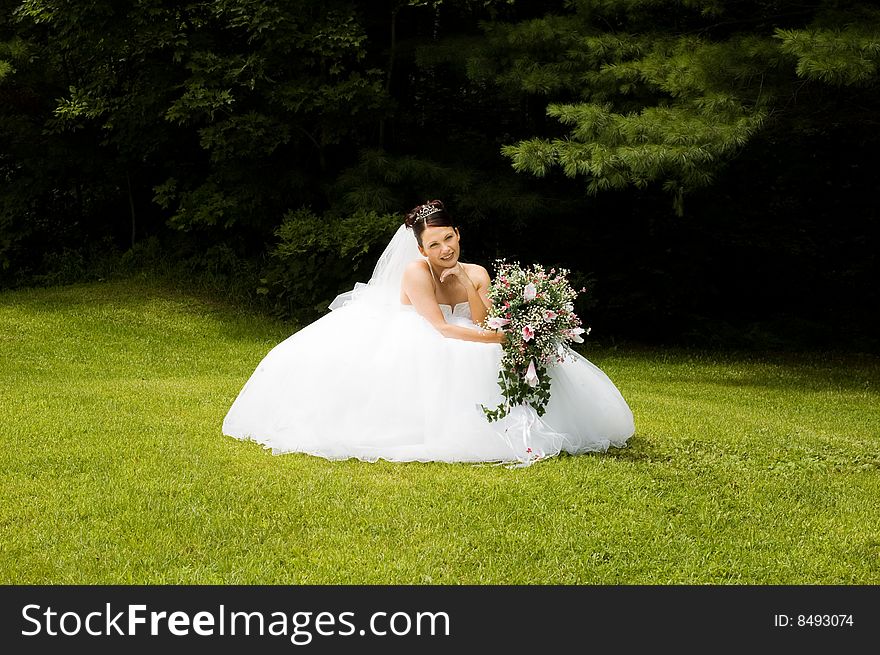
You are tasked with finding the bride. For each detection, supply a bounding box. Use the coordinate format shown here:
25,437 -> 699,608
222,200 -> 635,465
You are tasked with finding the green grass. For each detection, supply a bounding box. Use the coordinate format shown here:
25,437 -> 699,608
2,278 -> 878,584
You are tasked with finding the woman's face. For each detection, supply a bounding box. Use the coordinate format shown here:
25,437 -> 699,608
419,225 -> 460,269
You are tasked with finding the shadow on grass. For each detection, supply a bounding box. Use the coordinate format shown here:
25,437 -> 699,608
8,278 -> 880,396
599,433 -> 673,465
0,276 -> 298,344
584,343 -> 880,395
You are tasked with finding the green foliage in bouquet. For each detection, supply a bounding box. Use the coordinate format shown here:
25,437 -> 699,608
481,261 -> 588,421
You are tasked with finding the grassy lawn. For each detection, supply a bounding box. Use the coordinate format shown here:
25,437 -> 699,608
2,278 -> 878,584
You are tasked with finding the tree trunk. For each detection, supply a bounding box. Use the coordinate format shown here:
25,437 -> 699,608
126,170 -> 136,248
379,8 -> 398,150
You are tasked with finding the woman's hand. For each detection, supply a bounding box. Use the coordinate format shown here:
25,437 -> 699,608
484,329 -> 506,345
439,263 -> 475,288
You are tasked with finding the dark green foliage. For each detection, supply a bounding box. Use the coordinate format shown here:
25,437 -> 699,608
260,208 -> 400,320
1,0 -> 878,349
471,1 -> 880,213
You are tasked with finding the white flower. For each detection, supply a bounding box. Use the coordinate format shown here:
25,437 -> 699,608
522,325 -> 535,342
569,327 -> 586,343
544,309 -> 557,321
524,360 -> 539,387
523,283 -> 537,301
486,316 -> 510,330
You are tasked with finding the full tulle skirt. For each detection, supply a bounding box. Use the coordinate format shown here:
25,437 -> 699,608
222,303 -> 635,464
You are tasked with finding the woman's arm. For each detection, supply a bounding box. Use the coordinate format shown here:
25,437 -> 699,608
402,261 -> 504,344
437,263 -> 492,325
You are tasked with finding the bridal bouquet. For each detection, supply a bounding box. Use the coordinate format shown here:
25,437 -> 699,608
481,261 -> 589,422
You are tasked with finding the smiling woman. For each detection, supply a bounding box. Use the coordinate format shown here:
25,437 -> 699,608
400,201 -> 498,343
222,201 -> 635,465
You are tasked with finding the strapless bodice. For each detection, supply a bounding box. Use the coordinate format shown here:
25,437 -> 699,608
439,302 -> 471,320
400,301 -> 472,321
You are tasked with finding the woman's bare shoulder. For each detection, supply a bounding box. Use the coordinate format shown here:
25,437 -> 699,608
463,262 -> 490,281
404,259 -> 430,278
463,262 -> 488,274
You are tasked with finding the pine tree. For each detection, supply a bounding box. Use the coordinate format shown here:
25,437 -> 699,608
443,0 -> 880,213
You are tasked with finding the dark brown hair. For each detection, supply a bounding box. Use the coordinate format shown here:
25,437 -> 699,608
404,199 -> 456,247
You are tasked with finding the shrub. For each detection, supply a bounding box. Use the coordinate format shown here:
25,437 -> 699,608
260,208 -> 399,321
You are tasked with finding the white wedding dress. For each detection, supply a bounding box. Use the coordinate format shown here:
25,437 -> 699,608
222,226 -> 635,465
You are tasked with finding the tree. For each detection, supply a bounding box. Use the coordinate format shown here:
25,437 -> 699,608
2,0 -> 877,346
448,0 -> 880,214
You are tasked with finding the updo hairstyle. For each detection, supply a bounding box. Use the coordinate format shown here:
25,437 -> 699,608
404,200 -> 457,247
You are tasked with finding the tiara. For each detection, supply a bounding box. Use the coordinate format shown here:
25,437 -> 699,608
411,204 -> 442,224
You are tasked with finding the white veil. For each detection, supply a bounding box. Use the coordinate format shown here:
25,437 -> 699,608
328,224 -> 422,311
